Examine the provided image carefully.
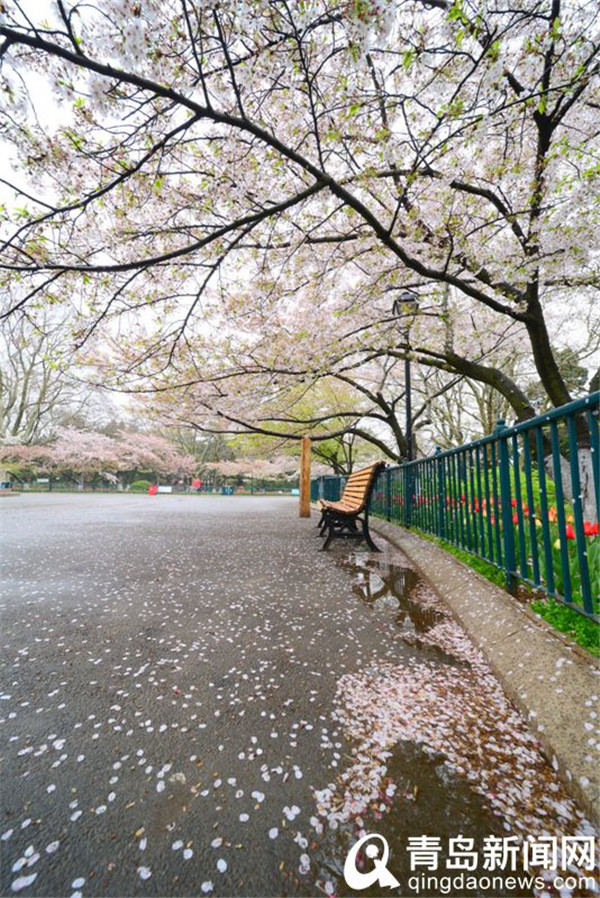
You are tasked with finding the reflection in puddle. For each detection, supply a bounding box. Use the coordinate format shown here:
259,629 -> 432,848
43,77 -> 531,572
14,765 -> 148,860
311,543 -> 597,898
313,743 -> 523,898
335,550 -> 462,665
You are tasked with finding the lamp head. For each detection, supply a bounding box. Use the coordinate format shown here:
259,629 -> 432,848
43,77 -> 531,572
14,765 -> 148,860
392,288 -> 419,318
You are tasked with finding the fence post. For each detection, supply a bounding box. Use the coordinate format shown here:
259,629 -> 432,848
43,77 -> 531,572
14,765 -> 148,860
435,447 -> 445,539
496,418 -> 517,593
385,467 -> 391,522
405,463 -> 413,529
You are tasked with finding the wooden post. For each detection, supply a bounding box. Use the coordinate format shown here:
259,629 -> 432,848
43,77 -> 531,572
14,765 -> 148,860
299,436 -> 311,518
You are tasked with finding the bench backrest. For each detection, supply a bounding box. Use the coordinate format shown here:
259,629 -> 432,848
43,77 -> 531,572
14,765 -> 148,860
340,461 -> 385,513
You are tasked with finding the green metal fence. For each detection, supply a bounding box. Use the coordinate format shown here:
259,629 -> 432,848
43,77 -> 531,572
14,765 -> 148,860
312,393 -> 599,620
311,475 -> 342,503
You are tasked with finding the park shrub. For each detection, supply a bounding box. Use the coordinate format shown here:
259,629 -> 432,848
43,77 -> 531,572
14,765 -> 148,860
130,479 -> 153,492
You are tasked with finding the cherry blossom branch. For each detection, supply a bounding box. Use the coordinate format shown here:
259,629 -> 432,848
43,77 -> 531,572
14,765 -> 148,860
0,25 -> 528,320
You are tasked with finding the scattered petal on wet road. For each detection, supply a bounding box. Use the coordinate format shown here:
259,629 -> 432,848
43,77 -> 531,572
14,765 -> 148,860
1,495 -> 597,897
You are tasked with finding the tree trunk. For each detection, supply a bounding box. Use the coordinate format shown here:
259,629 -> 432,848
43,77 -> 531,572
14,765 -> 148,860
524,301 -> 572,410
544,453 -> 573,503
578,448 -> 597,523
545,449 -> 597,523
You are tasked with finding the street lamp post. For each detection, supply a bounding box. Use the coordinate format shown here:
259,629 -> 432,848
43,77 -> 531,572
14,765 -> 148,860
392,289 -> 419,462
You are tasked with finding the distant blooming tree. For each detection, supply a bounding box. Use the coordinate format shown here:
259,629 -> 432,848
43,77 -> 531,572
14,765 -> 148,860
116,431 -> 197,480
0,442 -> 56,481
207,455 -> 299,483
47,428 -> 124,481
0,429 -> 196,484
0,310 -> 103,445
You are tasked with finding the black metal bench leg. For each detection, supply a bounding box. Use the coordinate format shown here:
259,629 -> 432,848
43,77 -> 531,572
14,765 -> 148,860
362,515 -> 381,552
320,524 -> 335,551
319,510 -> 333,537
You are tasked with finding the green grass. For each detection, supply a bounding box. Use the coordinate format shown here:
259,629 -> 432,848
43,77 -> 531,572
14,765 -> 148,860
417,531 -> 507,588
530,598 -> 600,657
428,536 -> 507,589
414,530 -> 600,657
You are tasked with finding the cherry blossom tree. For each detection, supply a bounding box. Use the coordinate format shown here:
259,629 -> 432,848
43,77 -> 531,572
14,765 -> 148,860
116,431 -> 197,480
0,309 -> 108,444
0,442 -> 56,482
207,455 -> 299,486
47,428 -> 123,481
0,428 -> 196,484
147,299 -> 539,463
0,0 -> 597,421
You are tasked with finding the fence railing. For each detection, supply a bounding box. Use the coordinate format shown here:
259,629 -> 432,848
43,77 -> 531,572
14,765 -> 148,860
310,475 -> 343,503
311,393 -> 599,620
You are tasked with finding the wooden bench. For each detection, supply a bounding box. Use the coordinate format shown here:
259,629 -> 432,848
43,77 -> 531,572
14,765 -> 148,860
317,461 -> 385,552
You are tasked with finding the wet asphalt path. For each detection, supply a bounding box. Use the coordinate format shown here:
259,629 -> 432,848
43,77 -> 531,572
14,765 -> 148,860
4,495 -> 594,898
0,494 -> 427,898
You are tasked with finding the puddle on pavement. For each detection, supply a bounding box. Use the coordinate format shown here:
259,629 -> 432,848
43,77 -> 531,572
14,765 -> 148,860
334,549 -> 466,667
311,546 -> 533,897
310,744 -> 529,898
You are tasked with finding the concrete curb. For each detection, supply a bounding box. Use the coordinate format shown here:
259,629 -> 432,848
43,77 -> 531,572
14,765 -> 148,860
369,518 -> 600,828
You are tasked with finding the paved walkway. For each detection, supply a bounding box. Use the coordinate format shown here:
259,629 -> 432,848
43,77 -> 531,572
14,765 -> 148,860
0,496 -> 597,897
